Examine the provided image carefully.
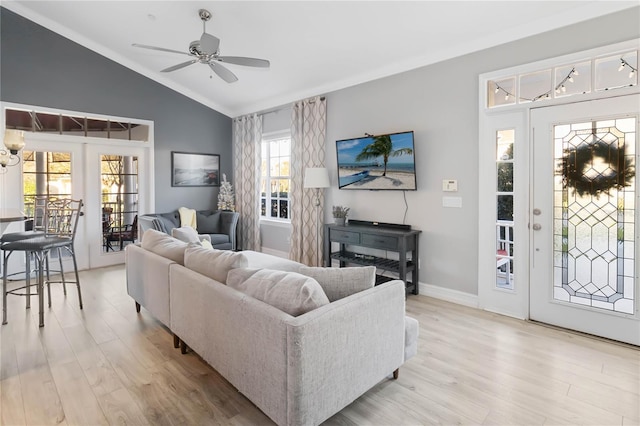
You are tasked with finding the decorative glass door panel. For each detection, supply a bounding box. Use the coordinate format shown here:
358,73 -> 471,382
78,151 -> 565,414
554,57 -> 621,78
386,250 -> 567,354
530,95 -> 639,346
553,119 -> 635,314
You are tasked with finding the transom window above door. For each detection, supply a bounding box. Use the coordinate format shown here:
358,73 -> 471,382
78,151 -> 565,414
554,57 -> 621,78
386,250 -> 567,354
5,108 -> 149,142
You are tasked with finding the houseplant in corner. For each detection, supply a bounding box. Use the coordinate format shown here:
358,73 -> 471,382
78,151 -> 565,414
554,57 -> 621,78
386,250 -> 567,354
332,206 -> 350,226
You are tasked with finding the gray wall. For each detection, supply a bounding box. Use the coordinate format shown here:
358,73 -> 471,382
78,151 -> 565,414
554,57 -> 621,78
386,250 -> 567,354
322,8 -> 640,295
0,7 -> 232,212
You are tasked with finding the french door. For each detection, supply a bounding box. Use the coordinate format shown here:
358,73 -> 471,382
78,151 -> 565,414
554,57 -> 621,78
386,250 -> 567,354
530,95 -> 639,345
19,142 -> 148,270
86,144 -> 147,268
20,140 -> 89,272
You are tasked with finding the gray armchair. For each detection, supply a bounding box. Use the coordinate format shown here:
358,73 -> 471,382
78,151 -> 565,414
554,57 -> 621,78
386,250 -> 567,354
138,209 -> 239,250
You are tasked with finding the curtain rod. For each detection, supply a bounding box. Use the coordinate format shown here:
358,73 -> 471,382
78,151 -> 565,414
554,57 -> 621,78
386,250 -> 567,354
256,96 -> 326,117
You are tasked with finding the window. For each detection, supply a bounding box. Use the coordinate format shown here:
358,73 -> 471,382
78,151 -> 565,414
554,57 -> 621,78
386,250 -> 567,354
22,150 -> 72,217
261,134 -> 291,220
5,108 -> 149,141
496,129 -> 514,290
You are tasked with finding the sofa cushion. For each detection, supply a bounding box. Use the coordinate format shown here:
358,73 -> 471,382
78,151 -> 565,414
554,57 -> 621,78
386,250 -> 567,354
243,251 -> 303,273
184,245 -> 248,283
171,226 -> 201,243
141,229 -> 188,265
227,268 -> 330,316
210,234 -> 230,246
197,211 -> 221,234
298,266 -> 376,302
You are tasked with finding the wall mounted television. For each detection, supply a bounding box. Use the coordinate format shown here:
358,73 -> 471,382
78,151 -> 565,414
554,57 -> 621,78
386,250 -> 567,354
336,130 -> 417,190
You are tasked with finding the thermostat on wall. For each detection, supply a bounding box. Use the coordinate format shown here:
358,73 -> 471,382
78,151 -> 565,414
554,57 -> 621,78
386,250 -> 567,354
442,179 -> 458,192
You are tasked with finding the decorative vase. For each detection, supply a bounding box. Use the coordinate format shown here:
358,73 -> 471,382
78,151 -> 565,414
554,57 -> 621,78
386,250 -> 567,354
334,217 -> 346,226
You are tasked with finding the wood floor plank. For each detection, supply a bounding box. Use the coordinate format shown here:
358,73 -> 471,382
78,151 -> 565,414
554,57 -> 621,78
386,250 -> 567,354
19,367 -> 66,425
49,360 -> 109,425
61,323 -> 123,397
98,338 -> 153,389
0,375 -> 26,425
96,387 -> 150,426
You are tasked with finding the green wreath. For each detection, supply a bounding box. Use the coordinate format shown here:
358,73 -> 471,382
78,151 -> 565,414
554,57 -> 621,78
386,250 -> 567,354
560,141 -> 635,198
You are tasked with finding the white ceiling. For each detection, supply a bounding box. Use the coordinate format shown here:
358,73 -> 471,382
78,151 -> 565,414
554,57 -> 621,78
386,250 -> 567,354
3,1 -> 638,117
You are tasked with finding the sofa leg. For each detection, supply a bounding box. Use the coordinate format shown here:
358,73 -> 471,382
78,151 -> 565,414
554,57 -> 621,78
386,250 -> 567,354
180,340 -> 188,354
173,334 -> 180,349
135,301 -> 140,313
393,368 -> 399,380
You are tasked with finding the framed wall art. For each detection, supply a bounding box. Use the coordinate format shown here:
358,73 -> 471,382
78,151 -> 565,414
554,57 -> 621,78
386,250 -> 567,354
171,151 -> 220,187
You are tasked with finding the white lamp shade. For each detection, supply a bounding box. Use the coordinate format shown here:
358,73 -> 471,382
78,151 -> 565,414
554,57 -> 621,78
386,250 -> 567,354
4,130 -> 25,152
303,167 -> 330,189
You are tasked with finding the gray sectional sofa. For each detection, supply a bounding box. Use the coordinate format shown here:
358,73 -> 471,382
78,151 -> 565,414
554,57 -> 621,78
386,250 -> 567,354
138,209 -> 239,250
125,230 -> 419,426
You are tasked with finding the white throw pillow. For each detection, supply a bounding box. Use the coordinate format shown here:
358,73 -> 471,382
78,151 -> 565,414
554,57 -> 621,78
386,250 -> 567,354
184,245 -> 248,283
141,229 -> 188,265
227,268 -> 330,316
200,239 -> 214,250
171,226 -> 201,243
298,266 -> 376,302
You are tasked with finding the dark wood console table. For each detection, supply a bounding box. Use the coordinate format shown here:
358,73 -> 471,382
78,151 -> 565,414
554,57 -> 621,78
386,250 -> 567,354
324,223 -> 421,295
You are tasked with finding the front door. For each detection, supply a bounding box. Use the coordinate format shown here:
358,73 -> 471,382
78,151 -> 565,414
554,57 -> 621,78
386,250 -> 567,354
530,95 -> 639,345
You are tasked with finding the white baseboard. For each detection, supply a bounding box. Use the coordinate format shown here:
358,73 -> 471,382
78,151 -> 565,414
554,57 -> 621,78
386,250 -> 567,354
418,282 -> 479,308
482,306 -> 527,320
259,247 -> 289,259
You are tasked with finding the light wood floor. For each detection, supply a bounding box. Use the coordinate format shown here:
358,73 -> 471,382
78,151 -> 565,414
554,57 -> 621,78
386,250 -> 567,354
1,265 -> 638,425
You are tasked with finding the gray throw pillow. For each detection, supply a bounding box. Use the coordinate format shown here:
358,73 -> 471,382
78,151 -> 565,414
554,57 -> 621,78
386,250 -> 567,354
298,266 -> 376,302
227,268 -> 330,316
196,211 -> 221,234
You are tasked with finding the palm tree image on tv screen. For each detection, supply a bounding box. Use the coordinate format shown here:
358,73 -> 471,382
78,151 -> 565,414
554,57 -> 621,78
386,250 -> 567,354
336,131 -> 417,190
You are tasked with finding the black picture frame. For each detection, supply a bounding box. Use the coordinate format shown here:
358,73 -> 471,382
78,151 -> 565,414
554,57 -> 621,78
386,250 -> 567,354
171,151 -> 220,187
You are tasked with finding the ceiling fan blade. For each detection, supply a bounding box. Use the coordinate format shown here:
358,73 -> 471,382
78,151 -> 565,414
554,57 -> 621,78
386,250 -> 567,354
217,56 -> 270,68
199,33 -> 220,55
161,60 -> 197,73
132,43 -> 190,56
209,62 -> 238,83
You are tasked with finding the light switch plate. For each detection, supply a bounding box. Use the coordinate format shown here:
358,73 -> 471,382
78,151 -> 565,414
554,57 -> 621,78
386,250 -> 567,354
442,179 -> 458,192
442,196 -> 462,208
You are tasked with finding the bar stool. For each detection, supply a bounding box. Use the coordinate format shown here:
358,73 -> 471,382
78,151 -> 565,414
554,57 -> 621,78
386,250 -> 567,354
0,196 -> 48,309
2,198 -> 83,327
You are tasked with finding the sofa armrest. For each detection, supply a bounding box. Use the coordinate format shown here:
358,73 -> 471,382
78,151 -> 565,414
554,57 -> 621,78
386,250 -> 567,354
125,243 -> 175,327
219,211 -> 239,250
285,280 -> 406,426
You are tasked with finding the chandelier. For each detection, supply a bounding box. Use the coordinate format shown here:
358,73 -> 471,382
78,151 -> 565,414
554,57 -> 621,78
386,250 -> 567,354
0,130 -> 25,173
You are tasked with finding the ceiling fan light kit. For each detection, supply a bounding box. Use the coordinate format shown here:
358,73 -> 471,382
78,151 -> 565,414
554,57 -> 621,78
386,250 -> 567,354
132,8 -> 270,83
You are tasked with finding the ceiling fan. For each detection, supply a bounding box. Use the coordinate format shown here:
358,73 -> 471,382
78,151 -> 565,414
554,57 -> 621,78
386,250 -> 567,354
132,9 -> 270,83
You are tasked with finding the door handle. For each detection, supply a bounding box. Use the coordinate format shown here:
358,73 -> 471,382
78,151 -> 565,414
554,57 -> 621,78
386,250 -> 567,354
532,223 -> 542,231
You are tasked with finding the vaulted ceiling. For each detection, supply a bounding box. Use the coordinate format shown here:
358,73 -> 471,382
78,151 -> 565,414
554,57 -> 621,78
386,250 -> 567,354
3,1 -> 637,117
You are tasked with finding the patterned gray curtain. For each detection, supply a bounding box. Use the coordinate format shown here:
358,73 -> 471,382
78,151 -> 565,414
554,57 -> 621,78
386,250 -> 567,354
290,96 -> 327,265
233,114 -> 262,251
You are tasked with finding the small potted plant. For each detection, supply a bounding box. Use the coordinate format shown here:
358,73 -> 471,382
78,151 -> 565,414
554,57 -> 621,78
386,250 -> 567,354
332,206 -> 350,226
